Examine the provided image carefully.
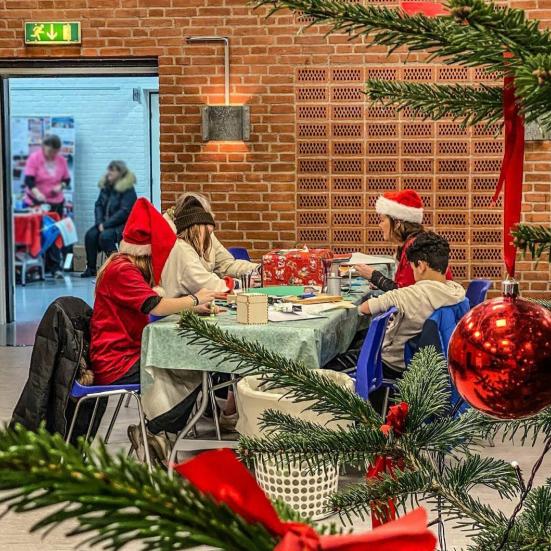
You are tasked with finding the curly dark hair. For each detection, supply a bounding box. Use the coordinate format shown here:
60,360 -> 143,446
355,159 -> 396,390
406,232 -> 450,274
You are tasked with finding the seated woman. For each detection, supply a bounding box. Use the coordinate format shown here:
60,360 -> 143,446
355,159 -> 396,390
355,189 -> 452,292
90,198 -> 216,461
81,161 -> 137,278
163,192 -> 260,294
155,195 -> 253,430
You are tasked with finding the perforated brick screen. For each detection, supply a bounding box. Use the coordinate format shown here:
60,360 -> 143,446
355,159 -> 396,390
295,64 -> 506,282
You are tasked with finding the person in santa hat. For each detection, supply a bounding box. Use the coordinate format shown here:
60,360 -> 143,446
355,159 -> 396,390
89,198 -> 216,458
355,189 -> 452,290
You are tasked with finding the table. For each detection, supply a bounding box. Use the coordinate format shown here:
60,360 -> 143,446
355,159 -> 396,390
141,305 -> 362,459
140,266 -> 394,462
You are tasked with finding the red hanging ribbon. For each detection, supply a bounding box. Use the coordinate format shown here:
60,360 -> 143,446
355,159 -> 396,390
174,448 -> 435,551
492,55 -> 525,278
400,2 -> 525,277
366,402 -> 409,527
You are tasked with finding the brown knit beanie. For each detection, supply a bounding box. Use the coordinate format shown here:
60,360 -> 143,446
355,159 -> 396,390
174,197 -> 215,234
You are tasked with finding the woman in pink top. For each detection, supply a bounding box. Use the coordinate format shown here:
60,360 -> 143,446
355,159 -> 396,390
23,134 -> 71,278
24,134 -> 71,215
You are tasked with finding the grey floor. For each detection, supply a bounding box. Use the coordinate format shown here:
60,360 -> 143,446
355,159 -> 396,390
0,347 -> 549,550
0,274 -> 95,346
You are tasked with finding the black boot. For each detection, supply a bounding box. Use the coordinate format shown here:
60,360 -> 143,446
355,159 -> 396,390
80,267 -> 97,278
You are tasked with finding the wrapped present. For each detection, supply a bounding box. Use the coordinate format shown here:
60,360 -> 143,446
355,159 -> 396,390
262,247 -> 333,286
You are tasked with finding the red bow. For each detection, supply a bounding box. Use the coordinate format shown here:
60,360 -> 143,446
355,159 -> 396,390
367,402 -> 409,527
174,448 -> 435,551
381,402 -> 409,437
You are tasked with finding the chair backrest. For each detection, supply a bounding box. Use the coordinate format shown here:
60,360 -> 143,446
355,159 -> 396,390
228,246 -> 251,261
404,298 -> 470,365
465,279 -> 492,308
355,307 -> 398,399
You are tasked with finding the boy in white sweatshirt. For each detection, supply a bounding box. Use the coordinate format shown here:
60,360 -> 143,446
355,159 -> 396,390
359,232 -> 465,375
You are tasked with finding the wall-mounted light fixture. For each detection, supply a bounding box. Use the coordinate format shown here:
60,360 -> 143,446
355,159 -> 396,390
186,36 -> 250,142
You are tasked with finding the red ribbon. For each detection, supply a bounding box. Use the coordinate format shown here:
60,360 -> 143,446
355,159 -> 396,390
367,402 -> 409,528
492,54 -> 525,278
400,2 -> 449,16
401,1 -> 525,277
174,448 -> 435,551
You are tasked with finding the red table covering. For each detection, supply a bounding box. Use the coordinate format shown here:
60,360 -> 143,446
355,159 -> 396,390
14,212 -> 63,258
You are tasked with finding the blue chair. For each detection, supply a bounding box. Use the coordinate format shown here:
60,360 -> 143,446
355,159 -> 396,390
65,380 -> 152,469
354,307 -> 398,412
405,298 -> 471,415
228,246 -> 251,261
466,279 -> 492,308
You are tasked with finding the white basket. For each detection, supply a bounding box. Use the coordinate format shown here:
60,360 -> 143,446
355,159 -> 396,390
255,459 -> 339,518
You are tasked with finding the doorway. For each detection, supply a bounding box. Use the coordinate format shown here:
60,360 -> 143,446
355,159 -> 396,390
0,61 -> 159,344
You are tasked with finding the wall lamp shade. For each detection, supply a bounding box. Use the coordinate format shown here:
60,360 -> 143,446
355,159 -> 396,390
201,105 -> 250,141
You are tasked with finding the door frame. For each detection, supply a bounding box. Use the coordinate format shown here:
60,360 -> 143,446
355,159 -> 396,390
0,58 -> 159,324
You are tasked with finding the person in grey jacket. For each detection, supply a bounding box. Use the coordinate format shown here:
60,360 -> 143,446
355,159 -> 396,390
81,161 -> 137,278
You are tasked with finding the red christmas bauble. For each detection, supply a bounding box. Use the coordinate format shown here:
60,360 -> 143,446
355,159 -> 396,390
448,296 -> 551,419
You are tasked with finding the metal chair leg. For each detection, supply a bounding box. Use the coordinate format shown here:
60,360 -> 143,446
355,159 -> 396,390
104,394 -> 124,444
65,397 -> 86,444
84,397 -> 101,443
208,374 -> 222,441
132,392 -> 152,471
381,387 -> 391,417
124,394 -> 132,408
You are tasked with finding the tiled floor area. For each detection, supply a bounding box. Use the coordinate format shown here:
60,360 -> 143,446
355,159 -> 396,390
0,275 -> 95,346
0,345 -> 549,550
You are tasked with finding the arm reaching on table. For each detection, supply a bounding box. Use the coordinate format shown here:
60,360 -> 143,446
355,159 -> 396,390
149,288 -> 216,317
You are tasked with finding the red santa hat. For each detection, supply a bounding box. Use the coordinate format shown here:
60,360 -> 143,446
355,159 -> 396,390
375,189 -> 424,224
119,198 -> 177,293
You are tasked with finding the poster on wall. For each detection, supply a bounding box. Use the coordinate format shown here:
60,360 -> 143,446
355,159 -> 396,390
10,116 -> 76,215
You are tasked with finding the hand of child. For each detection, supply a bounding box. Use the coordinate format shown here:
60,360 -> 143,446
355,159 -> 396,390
53,183 -> 63,194
195,304 -> 221,316
195,288 -> 217,305
354,264 -> 375,280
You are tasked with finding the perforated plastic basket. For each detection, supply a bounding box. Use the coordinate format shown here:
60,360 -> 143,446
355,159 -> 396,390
255,459 -> 339,519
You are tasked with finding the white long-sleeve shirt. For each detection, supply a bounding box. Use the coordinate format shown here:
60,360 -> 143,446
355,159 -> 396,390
366,279 -> 466,371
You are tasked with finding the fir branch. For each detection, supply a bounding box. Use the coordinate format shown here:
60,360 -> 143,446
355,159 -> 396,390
254,0 -> 532,69
0,424 -> 278,551
512,224 -> 551,262
367,80 -> 503,127
178,311 -> 382,426
448,0 -> 551,55
239,422 -> 390,471
393,347 -> 452,426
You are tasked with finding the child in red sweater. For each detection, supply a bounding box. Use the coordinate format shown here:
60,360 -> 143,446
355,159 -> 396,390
90,198 -> 216,386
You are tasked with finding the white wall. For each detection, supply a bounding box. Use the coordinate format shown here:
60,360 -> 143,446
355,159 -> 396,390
9,76 -> 159,241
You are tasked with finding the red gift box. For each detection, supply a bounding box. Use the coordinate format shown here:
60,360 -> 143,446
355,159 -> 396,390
262,248 -> 333,286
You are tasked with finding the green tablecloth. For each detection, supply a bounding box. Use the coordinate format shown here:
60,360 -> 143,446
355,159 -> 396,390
141,306 -> 361,378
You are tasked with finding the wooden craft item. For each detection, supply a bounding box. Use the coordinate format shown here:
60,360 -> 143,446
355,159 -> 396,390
236,293 -> 268,325
285,294 -> 343,305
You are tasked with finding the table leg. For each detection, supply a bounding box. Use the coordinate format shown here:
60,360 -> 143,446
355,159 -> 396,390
168,371 -> 210,469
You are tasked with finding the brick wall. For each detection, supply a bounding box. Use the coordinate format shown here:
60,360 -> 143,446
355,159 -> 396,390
9,75 -> 158,240
0,0 -> 549,297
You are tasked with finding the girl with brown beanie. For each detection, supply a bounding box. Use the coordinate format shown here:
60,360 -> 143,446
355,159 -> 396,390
160,193 -> 259,297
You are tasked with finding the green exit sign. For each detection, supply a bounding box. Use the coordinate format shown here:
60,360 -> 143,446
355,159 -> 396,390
25,22 -> 81,45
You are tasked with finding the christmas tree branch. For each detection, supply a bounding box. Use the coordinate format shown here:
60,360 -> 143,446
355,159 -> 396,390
512,224 -> 551,262
0,425 -> 279,551
367,80 -> 503,126
239,420 -> 391,471
178,311 -> 382,426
